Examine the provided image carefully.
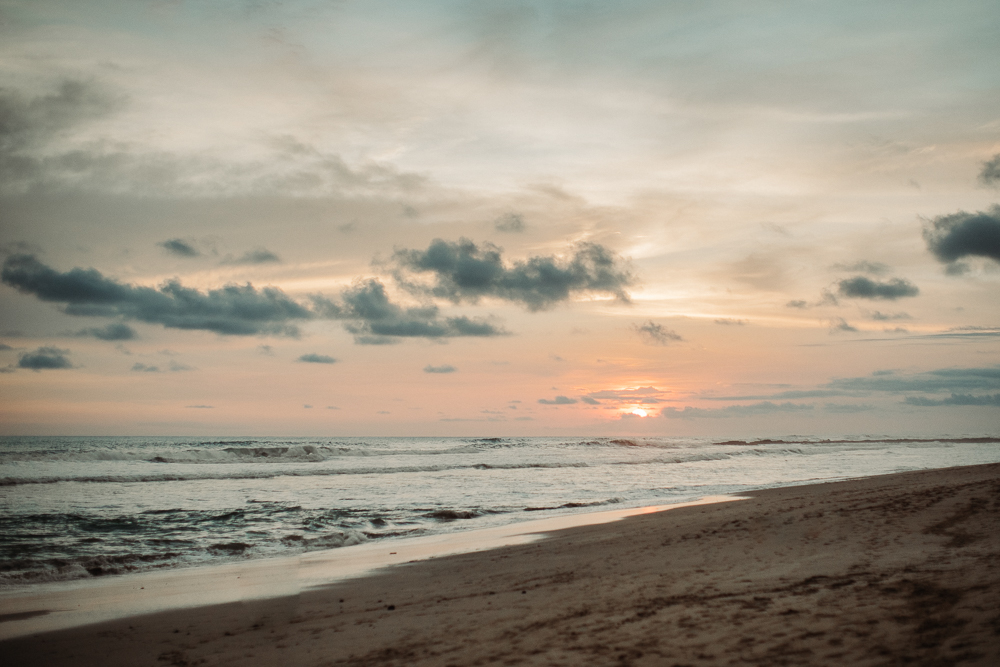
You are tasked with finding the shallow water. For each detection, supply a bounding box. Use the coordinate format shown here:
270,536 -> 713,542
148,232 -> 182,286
2,435 -> 998,586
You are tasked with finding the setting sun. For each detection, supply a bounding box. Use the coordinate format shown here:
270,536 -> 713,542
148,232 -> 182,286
631,409 -> 649,418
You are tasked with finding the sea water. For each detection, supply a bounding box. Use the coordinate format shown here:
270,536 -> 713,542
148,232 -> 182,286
2,435 -> 998,587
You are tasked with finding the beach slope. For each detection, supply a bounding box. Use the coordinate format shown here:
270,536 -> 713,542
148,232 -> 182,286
4,463 -> 999,666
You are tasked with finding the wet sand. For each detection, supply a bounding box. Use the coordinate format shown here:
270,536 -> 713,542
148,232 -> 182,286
4,463 -> 999,666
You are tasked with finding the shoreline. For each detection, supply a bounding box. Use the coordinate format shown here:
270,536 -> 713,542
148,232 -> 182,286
0,496 -> 742,641
4,462 -> 1000,665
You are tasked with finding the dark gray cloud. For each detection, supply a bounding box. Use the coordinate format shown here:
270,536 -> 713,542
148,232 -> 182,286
223,248 -> 281,265
186,405 -> 213,409
714,318 -> 747,326
18,346 -> 73,370
0,343 -> 13,350
837,276 -> 919,300
980,154 -> 1000,187
923,206 -> 1000,264
298,353 -> 336,364
424,364 -> 456,373
159,239 -> 201,258
392,239 -> 633,311
322,279 -> 507,344
904,393 -> 1000,407
785,300 -> 809,309
632,320 -> 682,345
661,401 -> 814,419
77,322 -> 137,341
580,396 -> 600,405
538,395 -> 577,405
494,213 -> 525,233
2,254 -> 310,336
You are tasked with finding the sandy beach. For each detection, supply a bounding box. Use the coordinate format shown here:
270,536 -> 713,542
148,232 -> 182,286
4,462 -> 999,666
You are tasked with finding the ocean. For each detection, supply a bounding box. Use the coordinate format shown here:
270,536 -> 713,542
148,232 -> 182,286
2,435 -> 998,588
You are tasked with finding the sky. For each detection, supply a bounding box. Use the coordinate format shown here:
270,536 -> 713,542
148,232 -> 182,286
1,0 -> 998,437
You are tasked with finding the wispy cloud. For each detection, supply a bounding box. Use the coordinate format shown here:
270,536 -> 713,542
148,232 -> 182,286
298,353 -> 336,364
76,323 -> 137,341
222,248 -> 280,265
538,395 -> 577,405
979,154 -> 1000,188
424,364 -> 457,373
661,401 -> 814,419
632,321 -> 682,345
159,239 -> 201,258
905,393 -> 1000,407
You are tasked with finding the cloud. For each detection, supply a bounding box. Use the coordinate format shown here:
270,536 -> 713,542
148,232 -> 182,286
714,318 -> 748,326
923,205 -> 1000,264
257,344 -> 274,355
77,322 -> 138,341
321,279 -> 507,344
632,320 -> 682,345
0,343 -> 12,350
392,239 -> 633,311
2,254 -> 311,336
980,154 -> 1000,187
704,389 -> 849,401
538,395 -> 577,405
785,300 -> 809,309
132,360 -> 192,372
831,261 -> 890,275
827,366 -> 1000,394
0,80 -> 122,192
494,213 -> 525,233
424,364 -> 456,373
0,80 -> 426,198
829,317 -> 858,333
904,393 -> 1000,407
868,311 -> 910,321
18,346 -> 73,370
223,248 -> 281,265
159,239 -> 201,257
186,405 -> 213,409
298,353 -> 336,364
837,276 -> 919,300
661,401 -> 814,419
583,386 -> 665,404
823,403 -> 876,413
